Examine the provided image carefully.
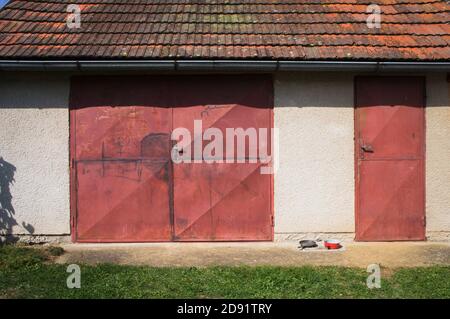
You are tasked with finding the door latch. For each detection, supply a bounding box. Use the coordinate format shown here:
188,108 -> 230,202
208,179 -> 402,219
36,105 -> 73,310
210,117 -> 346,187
361,144 -> 374,153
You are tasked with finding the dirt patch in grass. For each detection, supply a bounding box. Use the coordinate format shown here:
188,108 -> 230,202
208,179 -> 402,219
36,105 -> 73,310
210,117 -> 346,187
46,246 -> 65,257
0,244 -> 64,268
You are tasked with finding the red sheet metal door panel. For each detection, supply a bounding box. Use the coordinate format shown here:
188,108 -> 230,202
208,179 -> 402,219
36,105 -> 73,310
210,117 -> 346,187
172,76 -> 273,241
355,77 -> 425,241
73,106 -> 172,160
70,77 -> 173,242
173,162 -> 272,240
75,160 -> 171,241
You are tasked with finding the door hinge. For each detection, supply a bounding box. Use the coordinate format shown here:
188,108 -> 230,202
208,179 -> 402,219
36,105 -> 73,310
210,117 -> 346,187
423,216 -> 426,227
271,215 -> 275,227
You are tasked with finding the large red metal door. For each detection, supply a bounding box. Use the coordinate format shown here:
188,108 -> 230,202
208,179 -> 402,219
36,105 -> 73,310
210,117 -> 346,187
70,75 -> 273,242
355,77 -> 425,241
70,77 -> 173,242
171,76 -> 273,241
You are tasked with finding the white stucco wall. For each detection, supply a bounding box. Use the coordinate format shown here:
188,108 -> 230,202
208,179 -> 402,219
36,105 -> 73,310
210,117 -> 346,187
0,71 -> 448,242
426,74 -> 450,240
0,73 -> 70,237
273,73 -> 355,240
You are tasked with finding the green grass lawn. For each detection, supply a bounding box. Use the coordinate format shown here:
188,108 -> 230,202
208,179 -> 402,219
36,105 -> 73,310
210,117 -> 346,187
0,245 -> 449,299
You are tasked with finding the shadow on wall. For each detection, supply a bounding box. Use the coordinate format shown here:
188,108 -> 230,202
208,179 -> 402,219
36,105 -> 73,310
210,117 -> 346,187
0,157 -> 34,244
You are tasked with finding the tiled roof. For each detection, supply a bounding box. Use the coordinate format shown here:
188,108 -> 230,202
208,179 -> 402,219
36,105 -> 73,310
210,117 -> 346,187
0,0 -> 449,61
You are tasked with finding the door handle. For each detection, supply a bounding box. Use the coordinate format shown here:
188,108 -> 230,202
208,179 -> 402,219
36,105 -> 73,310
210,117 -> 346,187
361,144 -> 374,153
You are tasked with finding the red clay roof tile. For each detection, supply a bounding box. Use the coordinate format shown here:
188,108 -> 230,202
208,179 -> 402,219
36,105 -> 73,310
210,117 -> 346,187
0,0 -> 448,61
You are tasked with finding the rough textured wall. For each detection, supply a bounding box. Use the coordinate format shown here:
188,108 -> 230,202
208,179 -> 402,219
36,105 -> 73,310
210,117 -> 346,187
0,72 -> 448,242
426,73 -> 450,240
0,73 -> 70,237
273,73 -> 355,239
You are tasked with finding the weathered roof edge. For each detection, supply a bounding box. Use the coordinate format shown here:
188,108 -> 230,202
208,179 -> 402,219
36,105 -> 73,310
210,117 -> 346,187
1,60 -> 449,72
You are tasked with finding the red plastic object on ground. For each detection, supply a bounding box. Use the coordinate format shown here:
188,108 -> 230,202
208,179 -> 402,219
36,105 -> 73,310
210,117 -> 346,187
324,240 -> 342,250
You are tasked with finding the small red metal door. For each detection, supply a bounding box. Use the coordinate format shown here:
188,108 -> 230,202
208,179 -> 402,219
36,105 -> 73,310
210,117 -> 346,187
70,77 -> 173,242
355,77 -> 425,241
171,76 -> 274,241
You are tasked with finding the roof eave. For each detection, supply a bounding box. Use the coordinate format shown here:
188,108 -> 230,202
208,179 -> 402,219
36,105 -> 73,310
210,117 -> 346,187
0,60 -> 449,72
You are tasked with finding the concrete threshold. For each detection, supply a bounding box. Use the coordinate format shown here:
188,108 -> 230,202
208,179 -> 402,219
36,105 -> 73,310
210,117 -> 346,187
55,241 -> 450,268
